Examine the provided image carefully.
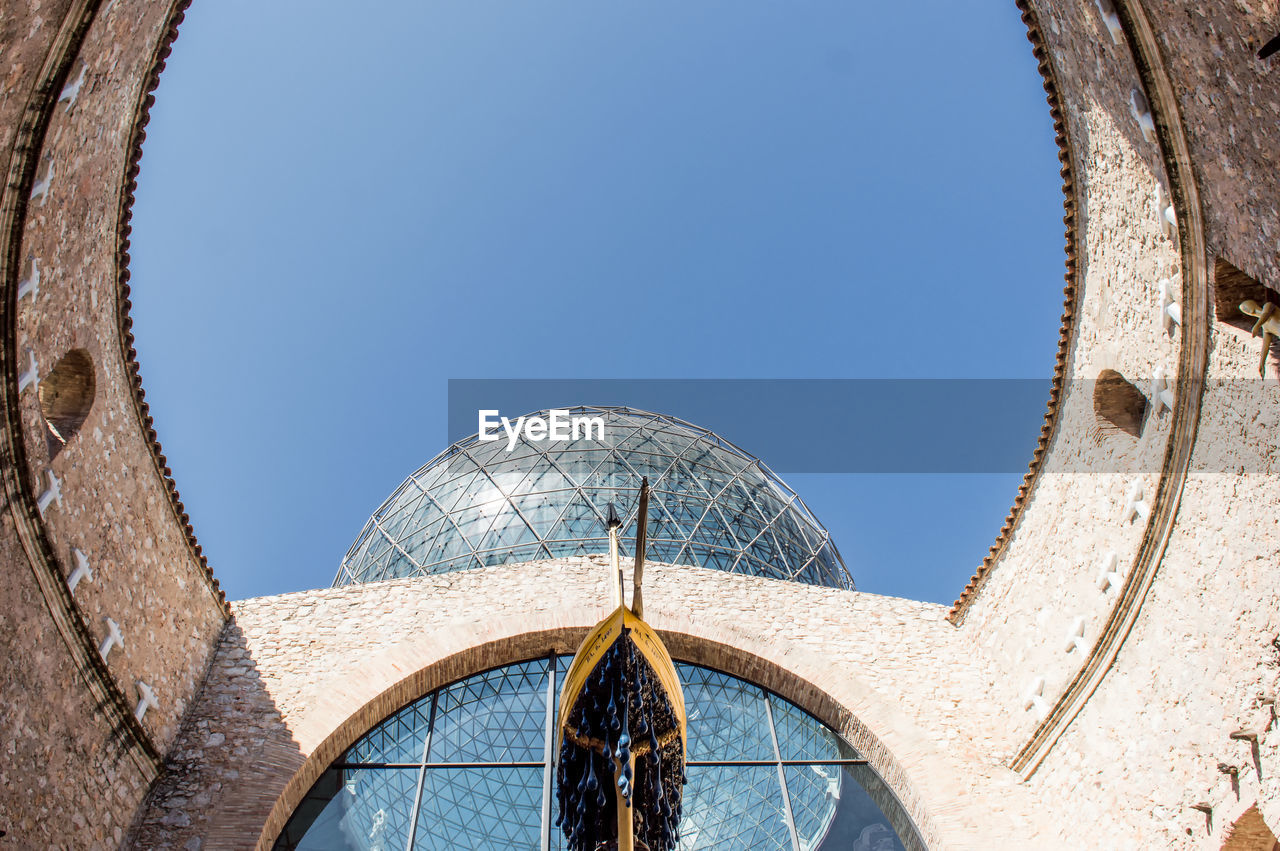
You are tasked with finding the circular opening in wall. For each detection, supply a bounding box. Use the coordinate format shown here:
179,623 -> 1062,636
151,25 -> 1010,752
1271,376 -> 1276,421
129,2 -> 1069,604
39,349 -> 96,457
1093,369 -> 1146,439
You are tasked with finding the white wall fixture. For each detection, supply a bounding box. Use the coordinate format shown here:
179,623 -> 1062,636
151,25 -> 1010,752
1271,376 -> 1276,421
1093,0 -> 1124,43
1095,551 -> 1122,592
17,350 -> 38,393
1150,366 -> 1175,414
808,764 -> 840,801
29,161 -> 53,205
1123,479 -> 1150,524
1156,185 -> 1177,241
1159,277 -> 1182,331
134,681 -> 158,723
1239,299 -> 1280,379
1063,617 -> 1087,655
1023,676 -> 1049,718
1229,705 -> 1275,744
98,617 -> 123,662
68,548 -> 94,592
17,258 -> 39,302
1130,89 -> 1158,144
58,64 -> 86,110
36,470 -> 62,516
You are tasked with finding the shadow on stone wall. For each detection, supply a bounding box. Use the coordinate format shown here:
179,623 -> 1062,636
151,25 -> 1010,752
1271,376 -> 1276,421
128,619 -> 303,848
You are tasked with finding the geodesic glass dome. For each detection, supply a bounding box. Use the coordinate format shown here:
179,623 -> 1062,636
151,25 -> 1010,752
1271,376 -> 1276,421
335,406 -> 852,590
273,657 -> 923,850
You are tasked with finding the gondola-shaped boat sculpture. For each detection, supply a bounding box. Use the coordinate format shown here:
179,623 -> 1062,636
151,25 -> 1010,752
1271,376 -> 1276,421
555,478 -> 687,851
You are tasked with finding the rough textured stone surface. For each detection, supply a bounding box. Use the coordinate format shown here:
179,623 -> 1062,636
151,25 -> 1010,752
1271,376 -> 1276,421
0,1 -> 227,846
0,512 -> 152,850
131,559 -> 1034,850
959,0 -> 1190,751
16,0 -> 228,744
1,0 -> 1278,848
1146,2 -> 1280,289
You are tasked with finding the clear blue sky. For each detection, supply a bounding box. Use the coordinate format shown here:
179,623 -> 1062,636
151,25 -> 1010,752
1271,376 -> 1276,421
128,0 -> 1065,605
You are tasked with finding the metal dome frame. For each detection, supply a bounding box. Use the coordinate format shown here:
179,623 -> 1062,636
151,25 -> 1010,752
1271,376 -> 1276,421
334,406 -> 853,590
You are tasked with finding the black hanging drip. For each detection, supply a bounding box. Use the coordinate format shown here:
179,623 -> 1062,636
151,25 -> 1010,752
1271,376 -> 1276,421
555,628 -> 686,851
555,479 -> 686,851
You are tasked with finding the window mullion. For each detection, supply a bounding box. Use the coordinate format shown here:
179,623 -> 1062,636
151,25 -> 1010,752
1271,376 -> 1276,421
541,654 -> 557,851
764,696 -> 803,851
404,692 -> 439,851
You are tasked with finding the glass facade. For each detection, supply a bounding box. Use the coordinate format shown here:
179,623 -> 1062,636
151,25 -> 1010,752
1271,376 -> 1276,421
335,406 -> 853,590
275,658 -> 923,851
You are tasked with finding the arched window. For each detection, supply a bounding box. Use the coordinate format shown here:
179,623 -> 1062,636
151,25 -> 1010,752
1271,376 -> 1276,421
336,407 -> 851,591
274,657 -> 923,850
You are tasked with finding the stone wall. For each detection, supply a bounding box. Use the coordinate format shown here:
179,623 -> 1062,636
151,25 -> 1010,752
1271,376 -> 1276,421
1018,263 -> 1280,843
1145,2 -> 1280,290
2,0 -> 1279,847
131,559 -> 1039,850
956,0 -> 1187,758
950,0 -> 1280,847
0,0 -> 228,845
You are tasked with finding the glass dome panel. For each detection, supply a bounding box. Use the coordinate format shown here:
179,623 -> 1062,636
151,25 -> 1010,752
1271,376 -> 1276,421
414,766 -> 543,850
786,764 -> 921,851
343,696 -> 432,765
335,407 -> 853,590
683,668 -> 774,761
770,695 -> 851,763
679,764 -> 792,849
427,660 -> 548,764
280,767 -> 418,851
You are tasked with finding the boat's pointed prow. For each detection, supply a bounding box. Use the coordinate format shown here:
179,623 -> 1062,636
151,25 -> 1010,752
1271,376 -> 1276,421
554,481 -> 685,851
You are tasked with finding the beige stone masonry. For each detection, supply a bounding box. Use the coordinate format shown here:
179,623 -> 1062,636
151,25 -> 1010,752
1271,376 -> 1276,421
132,559 -> 1035,850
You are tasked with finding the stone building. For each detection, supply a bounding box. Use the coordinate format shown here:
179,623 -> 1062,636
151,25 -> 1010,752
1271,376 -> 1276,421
0,0 -> 1277,847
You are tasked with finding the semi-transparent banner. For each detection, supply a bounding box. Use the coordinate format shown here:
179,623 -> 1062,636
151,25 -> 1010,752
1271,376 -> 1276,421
446,378 -> 1268,473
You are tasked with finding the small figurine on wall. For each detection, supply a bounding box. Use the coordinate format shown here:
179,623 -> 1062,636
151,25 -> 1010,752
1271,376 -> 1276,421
1239,300 -> 1279,378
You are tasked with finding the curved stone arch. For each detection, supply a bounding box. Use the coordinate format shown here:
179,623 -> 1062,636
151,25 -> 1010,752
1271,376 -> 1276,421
1002,0 -> 1212,777
251,618 -> 1004,851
